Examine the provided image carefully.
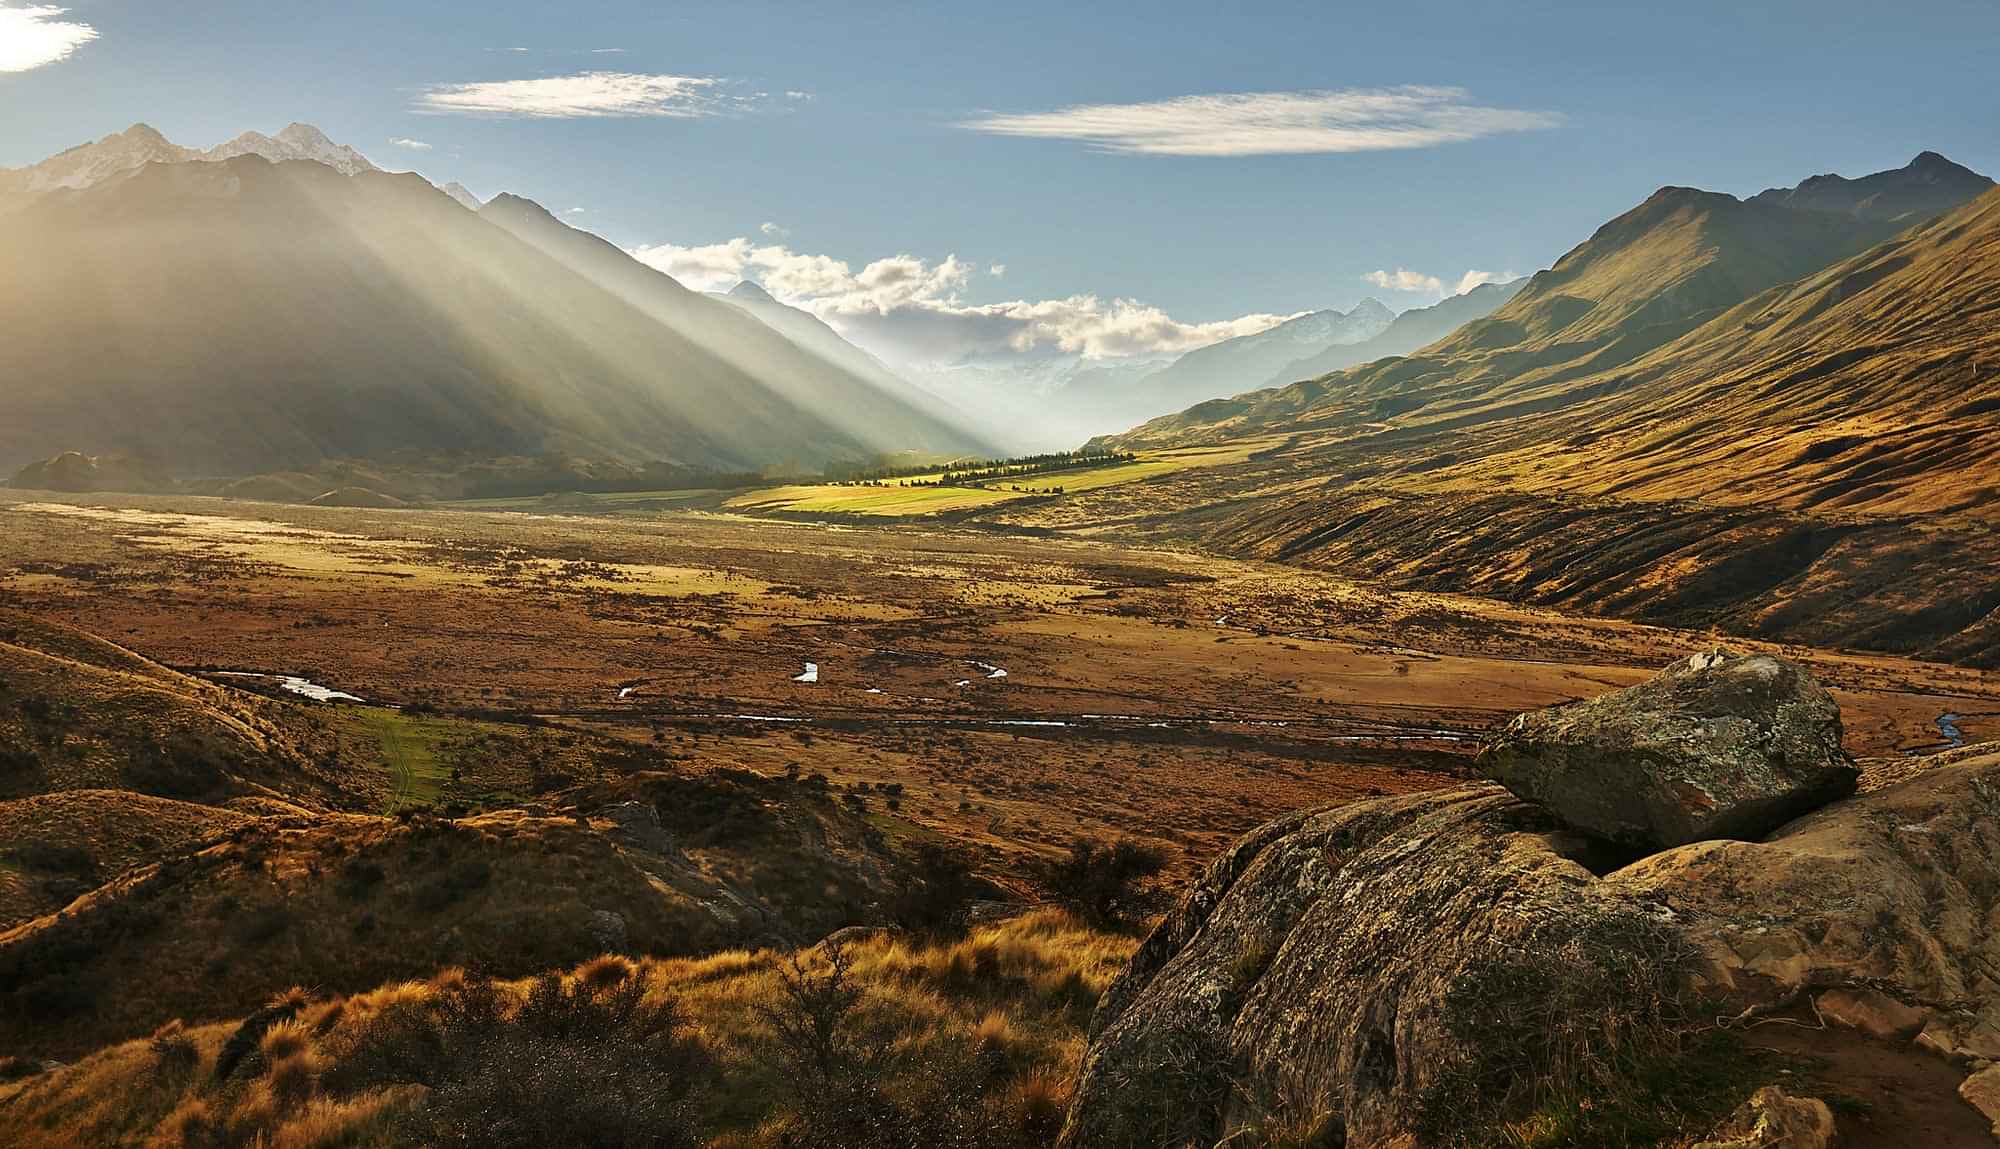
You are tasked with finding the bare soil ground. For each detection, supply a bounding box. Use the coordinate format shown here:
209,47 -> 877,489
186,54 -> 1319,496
4,490 -> 1992,882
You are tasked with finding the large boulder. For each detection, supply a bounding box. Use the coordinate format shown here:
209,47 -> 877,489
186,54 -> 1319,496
1059,749 -> 2000,1148
1478,650 -> 1856,849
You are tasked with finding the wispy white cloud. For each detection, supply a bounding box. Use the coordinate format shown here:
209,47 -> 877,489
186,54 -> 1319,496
591,48 -> 626,54
565,207 -> 588,215
630,237 -> 1295,360
388,137 -> 433,151
962,85 -> 1560,157
1364,266 -> 1516,299
0,4 -> 98,72
759,221 -> 789,238
988,263 -> 1007,278
784,90 -> 814,102
416,71 -> 753,118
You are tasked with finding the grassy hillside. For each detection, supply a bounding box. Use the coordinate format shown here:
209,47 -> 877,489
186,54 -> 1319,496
0,767 -> 912,1060
0,613 -> 347,807
1112,154 -> 1987,448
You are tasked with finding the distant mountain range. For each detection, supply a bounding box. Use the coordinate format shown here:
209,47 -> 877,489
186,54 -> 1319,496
0,124 -> 991,488
1258,280 -> 1525,390
0,122 -> 376,194
1068,300 -> 1395,426
1114,152 -> 1994,446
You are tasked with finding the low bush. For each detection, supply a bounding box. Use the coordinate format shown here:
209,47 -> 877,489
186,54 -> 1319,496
1034,837 -> 1168,926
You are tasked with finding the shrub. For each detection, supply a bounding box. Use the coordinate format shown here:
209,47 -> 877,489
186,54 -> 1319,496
409,859 -> 492,913
232,903 -> 293,947
152,1018 -> 201,1076
755,941 -> 864,1090
335,857 -> 386,900
887,841 -> 982,937
335,971 -> 705,1149
1035,837 -> 1169,926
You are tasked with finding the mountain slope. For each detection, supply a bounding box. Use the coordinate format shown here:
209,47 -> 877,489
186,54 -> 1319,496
1114,153 -> 1989,446
1428,184 -> 2000,517
0,157 -> 985,477
476,194 -> 991,461
1259,279 -> 1526,389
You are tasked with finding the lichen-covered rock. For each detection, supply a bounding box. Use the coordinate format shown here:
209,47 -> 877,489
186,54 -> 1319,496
1959,1064 -> 2000,1136
1060,750 -> 2000,1149
1479,649 -> 1857,848
1691,1086 -> 1836,1149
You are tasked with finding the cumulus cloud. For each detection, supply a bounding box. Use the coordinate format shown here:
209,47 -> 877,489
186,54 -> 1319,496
1364,266 -> 1514,299
0,4 -> 98,72
389,137 -> 433,151
988,263 -> 1007,278
962,85 -> 1560,157
759,221 -> 789,238
630,236 -> 1295,361
416,71 -> 753,118
1453,269 -> 1506,294
1363,268 -> 1445,295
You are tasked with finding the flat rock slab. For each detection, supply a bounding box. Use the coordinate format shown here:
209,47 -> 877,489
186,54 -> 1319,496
1479,649 -> 1857,849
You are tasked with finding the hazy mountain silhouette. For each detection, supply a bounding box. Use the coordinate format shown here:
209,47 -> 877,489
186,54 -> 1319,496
1259,280 -> 1525,389
0,155 -> 988,478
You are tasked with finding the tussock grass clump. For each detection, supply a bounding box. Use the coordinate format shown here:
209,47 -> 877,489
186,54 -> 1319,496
0,910 -> 1140,1149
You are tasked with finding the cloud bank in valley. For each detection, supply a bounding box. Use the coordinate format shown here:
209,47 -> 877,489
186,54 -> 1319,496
962,86 -> 1561,157
631,236 -> 1300,362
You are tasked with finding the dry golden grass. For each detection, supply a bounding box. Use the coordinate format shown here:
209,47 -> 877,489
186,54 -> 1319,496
0,908 -> 1136,1149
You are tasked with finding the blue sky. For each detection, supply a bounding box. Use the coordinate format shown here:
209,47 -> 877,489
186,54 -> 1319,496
4,0 -> 1997,363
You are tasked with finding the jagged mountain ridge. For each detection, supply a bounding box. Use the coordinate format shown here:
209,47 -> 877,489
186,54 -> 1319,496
1749,149 -> 1994,221
0,121 -> 378,195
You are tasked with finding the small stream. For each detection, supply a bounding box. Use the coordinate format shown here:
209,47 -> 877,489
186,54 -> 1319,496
214,671 -> 364,704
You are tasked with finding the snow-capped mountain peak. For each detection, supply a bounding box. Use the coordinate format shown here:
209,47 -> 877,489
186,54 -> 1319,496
1,122 -> 379,194
204,123 -> 378,176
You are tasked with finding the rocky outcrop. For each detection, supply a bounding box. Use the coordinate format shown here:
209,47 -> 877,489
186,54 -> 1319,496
1692,1087 -> 1836,1149
1479,650 -> 1856,848
1059,749 -> 2000,1148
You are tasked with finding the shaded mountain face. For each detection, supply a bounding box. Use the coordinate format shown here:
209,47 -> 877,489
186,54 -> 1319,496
476,196 -> 989,456
1749,150 -> 1993,222
0,121 -> 378,195
0,157 -> 987,478
1115,153 -> 1992,446
1260,279 -> 1526,389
